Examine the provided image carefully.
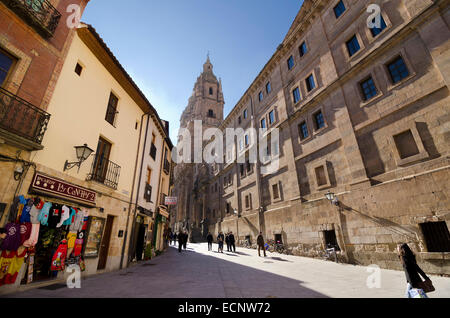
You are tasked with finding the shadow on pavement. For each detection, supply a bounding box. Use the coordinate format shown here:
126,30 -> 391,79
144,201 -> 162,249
6,244 -> 329,298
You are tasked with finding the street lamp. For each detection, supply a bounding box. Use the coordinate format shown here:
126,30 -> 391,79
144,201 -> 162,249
325,191 -> 339,206
64,144 -> 94,172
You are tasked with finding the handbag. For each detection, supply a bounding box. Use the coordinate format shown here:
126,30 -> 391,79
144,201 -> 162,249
417,279 -> 435,293
408,288 -> 428,298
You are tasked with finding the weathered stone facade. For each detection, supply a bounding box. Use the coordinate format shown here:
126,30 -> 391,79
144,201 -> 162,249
188,0 -> 450,275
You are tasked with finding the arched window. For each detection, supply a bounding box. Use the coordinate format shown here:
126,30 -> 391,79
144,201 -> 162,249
209,87 -> 213,95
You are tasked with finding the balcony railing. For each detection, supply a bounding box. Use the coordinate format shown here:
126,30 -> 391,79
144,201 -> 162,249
1,0 -> 62,37
160,193 -> 168,209
163,159 -> 170,175
144,183 -> 152,202
86,154 -> 121,190
0,87 -> 51,146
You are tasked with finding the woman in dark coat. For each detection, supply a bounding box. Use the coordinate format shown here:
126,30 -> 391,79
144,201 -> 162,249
398,243 -> 431,298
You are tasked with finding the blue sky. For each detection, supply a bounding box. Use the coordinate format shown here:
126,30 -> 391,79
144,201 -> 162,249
82,0 -> 303,142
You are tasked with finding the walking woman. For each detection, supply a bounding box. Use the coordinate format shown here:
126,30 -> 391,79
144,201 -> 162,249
398,243 -> 433,298
217,232 -> 224,253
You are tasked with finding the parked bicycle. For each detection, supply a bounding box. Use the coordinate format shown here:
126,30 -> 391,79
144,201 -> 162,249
320,245 -> 339,263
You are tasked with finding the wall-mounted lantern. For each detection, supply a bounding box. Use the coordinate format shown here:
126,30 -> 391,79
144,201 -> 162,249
64,144 -> 94,172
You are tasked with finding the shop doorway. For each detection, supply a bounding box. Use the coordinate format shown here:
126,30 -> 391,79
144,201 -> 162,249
97,215 -> 114,270
135,223 -> 147,261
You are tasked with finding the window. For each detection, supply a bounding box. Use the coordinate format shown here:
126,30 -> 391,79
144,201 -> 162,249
313,111 -> 325,130
239,139 -> 244,151
287,55 -> 295,70
293,87 -> 301,104
274,234 -> 283,244
0,49 -> 15,87
269,110 -> 275,125
299,41 -> 308,57
393,130 -> 420,160
259,91 -> 263,102
420,222 -> 450,252
209,87 -> 213,95
315,166 -> 328,187
298,121 -> 309,140
75,63 -> 83,76
226,203 -> 231,214
334,0 -> 346,19
246,157 -> 252,173
208,109 -> 215,118
238,116 -> 242,124
387,56 -> 410,84
266,82 -> 271,94
261,118 -> 267,129
306,74 -> 316,92
360,77 -> 378,101
272,184 -> 280,200
150,133 -> 157,160
243,109 -> 248,119
105,92 -> 119,126
245,134 -> 249,146
324,230 -> 340,251
346,35 -> 361,57
370,14 -> 387,37
240,164 -> 245,177
245,194 -> 252,209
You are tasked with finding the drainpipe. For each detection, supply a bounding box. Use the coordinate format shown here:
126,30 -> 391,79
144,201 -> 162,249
120,112 -> 150,269
153,133 -> 166,251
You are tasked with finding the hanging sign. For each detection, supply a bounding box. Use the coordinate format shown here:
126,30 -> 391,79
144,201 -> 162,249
30,172 -> 97,206
164,197 -> 177,206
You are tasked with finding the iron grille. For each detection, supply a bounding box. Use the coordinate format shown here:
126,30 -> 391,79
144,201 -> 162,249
86,154 -> 121,190
1,0 -> 62,37
0,87 -> 51,145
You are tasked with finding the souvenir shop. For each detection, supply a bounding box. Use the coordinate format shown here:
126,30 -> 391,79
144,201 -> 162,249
0,173 -> 97,288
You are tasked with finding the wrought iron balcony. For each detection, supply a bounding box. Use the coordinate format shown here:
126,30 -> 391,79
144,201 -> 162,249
86,154 -> 121,190
0,87 -> 51,148
1,0 -> 62,38
144,183 -> 152,202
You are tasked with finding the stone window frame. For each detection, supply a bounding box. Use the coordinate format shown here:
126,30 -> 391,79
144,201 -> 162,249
304,70 -> 319,95
291,85 -> 302,107
74,60 -> 85,77
381,49 -> 417,92
364,10 -> 392,44
390,121 -> 429,167
344,32 -> 366,62
270,180 -> 283,203
298,39 -> 309,58
244,193 -> 252,211
311,106 -> 328,135
0,40 -> 32,95
312,159 -> 332,191
332,0 -> 349,21
297,116 -> 312,144
287,55 -> 295,71
356,70 -> 384,107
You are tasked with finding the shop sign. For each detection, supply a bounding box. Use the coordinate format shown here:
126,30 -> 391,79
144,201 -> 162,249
164,197 -> 177,205
31,172 -> 96,206
159,209 -> 169,219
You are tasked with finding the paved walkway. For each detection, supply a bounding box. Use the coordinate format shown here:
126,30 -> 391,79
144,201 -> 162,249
4,243 -> 450,298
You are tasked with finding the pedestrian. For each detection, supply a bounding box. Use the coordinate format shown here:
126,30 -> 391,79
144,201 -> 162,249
257,232 -> 266,257
217,232 -> 224,253
229,231 -> 236,252
225,232 -> 230,252
178,230 -> 183,253
207,232 -> 213,251
173,233 -> 177,246
398,243 -> 434,298
183,231 -> 188,250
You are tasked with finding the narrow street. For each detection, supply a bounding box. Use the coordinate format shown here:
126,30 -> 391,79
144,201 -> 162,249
5,243 -> 450,298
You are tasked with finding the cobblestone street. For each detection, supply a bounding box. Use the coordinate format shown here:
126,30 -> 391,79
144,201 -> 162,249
5,243 -> 450,298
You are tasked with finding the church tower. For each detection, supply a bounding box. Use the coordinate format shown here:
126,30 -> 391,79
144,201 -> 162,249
173,56 -> 225,239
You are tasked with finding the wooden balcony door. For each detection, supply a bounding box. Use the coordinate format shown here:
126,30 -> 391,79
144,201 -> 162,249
93,137 -> 112,183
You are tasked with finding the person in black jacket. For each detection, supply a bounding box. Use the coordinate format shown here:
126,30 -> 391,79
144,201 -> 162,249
398,243 -> 432,298
178,230 -> 183,253
229,232 -> 236,252
257,232 -> 266,257
207,232 -> 213,251
183,231 -> 188,250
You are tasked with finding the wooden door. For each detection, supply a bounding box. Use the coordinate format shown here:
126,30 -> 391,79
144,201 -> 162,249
97,215 -> 114,270
93,137 -> 112,183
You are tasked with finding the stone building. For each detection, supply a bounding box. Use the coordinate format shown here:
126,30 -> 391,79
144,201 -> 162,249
171,56 -> 224,240
187,0 -> 450,275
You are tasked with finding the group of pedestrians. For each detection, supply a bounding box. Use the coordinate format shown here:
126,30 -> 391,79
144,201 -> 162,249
169,230 -> 189,253
206,231 -> 268,257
